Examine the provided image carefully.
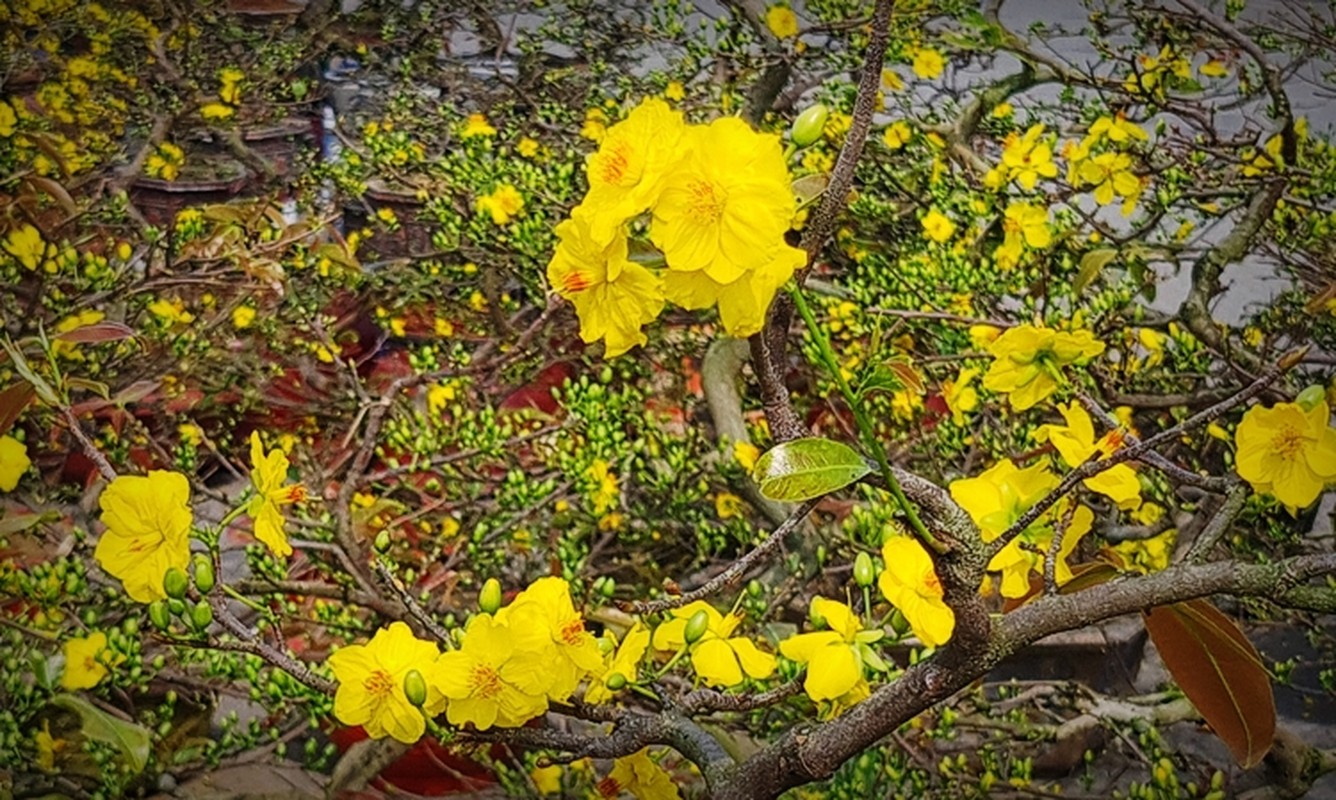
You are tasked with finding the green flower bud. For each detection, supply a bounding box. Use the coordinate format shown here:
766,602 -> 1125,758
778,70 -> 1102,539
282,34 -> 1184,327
373,529 -> 392,554
683,609 -> 710,645
597,635 -> 616,656
889,608 -> 910,636
599,577 -> 616,598
479,578 -> 503,614
191,600 -> 213,630
791,103 -> 830,147
604,672 -> 627,691
148,600 -> 171,631
747,579 -> 764,598
853,551 -> 876,587
167,598 -> 185,617
192,554 -> 215,594
163,567 -> 189,600
122,616 -> 140,636
1295,384 -> 1326,410
403,669 -> 427,707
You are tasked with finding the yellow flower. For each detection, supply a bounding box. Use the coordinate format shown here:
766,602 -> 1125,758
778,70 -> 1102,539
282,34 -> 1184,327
1199,59 -> 1228,78
661,243 -> 803,337
585,623 -> 651,704
95,471 -> 193,604
950,459 -> 1091,597
581,107 -> 609,142
1235,400 -> 1336,510
652,600 -> 776,688
147,297 -> 194,325
981,324 -> 1106,411
714,492 -> 745,519
779,597 -> 883,703
1088,114 -> 1147,144
942,367 -> 979,425
651,116 -> 800,285
764,4 -> 799,39
0,99 -> 16,137
991,102 -> 1014,118
582,97 -> 686,244
61,631 -> 118,690
1077,152 -> 1142,212
998,124 -> 1058,190
598,749 -> 680,800
531,763 -> 563,794
461,112 -> 497,138
329,621 -> 446,744
199,102 -> 234,120
882,120 -> 912,150
246,432 -> 305,558
232,305 -> 256,329
516,136 -> 540,157
35,720 -> 68,772
969,324 -> 1002,349
1033,401 -> 1142,508
920,209 -> 955,243
218,67 -> 244,105
436,613 -> 549,729
664,81 -> 685,102
994,202 -> 1051,270
878,536 -> 953,647
911,47 -> 945,80
476,184 -> 525,225
0,435 -> 31,492
498,577 -> 604,701
178,423 -> 203,447
3,224 -> 54,272
881,69 -> 905,92
733,440 -> 761,472
548,208 -> 664,357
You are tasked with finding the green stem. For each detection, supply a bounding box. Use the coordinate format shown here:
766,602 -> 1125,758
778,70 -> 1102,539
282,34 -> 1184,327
787,284 -> 942,553
222,584 -> 268,615
652,644 -> 691,680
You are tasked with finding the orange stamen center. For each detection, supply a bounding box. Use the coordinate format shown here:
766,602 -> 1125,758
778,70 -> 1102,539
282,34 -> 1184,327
1271,425 -> 1306,459
470,665 -> 502,699
363,669 -> 394,699
686,179 -> 726,224
559,618 -> 586,646
561,270 -> 592,294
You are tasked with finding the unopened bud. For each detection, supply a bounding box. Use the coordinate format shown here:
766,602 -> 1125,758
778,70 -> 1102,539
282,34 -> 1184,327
373,529 -> 392,554
683,609 -> 710,645
1295,384 -> 1326,411
853,551 -> 876,587
403,669 -> 427,706
192,554 -> 215,594
604,672 -> 627,691
479,578 -> 502,615
148,600 -> 171,631
889,608 -> 910,636
791,103 -> 830,147
191,600 -> 213,630
163,567 -> 189,600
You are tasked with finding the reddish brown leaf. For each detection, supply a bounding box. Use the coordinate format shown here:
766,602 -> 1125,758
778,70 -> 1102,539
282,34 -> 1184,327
0,382 -> 35,437
54,321 -> 136,344
1143,600 -> 1275,768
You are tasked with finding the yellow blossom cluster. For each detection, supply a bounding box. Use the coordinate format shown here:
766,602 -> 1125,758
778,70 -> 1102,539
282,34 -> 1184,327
1063,113 -> 1149,215
547,97 -> 806,356
982,324 -> 1106,411
651,600 -> 776,688
984,124 -> 1058,191
144,141 -> 185,181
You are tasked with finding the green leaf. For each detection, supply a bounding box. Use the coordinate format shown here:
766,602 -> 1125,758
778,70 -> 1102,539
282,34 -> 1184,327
1074,247 -> 1117,293
1142,600 -> 1275,768
752,438 -> 871,501
1,339 -> 60,405
50,694 -> 152,773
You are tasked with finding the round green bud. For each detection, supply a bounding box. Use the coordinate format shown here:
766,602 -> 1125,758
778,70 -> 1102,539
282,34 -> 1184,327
888,608 -> 910,636
597,635 -> 616,656
191,600 -> 213,630
403,669 -> 427,707
1295,384 -> 1326,411
192,554 -> 215,594
479,578 -> 503,615
599,577 -> 616,598
683,609 -> 710,645
747,579 -> 764,598
604,672 -> 627,691
163,567 -> 189,600
148,601 -> 171,631
122,616 -> 139,636
791,103 -> 830,147
853,551 -> 876,588
373,529 -> 392,554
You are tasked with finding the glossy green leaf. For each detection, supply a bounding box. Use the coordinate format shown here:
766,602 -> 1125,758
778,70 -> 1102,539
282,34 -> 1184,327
51,694 -> 152,773
753,438 -> 871,501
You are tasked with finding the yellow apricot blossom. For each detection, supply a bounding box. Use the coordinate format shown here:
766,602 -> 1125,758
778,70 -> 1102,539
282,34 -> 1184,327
476,184 -> 524,225
652,600 -> 775,688
547,208 -> 664,357
95,471 -> 193,603
500,576 -> 604,701
661,244 -> 803,337
1077,151 -> 1142,213
779,597 -> 883,703
3,224 -> 53,272
0,435 -> 31,492
1088,114 -> 1147,144
329,621 -> 446,743
982,324 -> 1106,411
989,124 -> 1058,190
911,47 -> 945,80
61,632 -> 118,690
942,367 -> 979,425
0,99 -> 16,137
1235,400 -> 1336,510
435,613 -> 549,729
582,97 -> 686,243
246,432 -> 306,558
461,112 -> 497,138
598,749 -> 680,800
994,202 -> 1051,270
883,120 -> 912,150
585,623 -> 651,704
764,4 -> 799,39
920,209 -> 956,243
1033,401 -> 1142,508
878,536 -> 953,647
